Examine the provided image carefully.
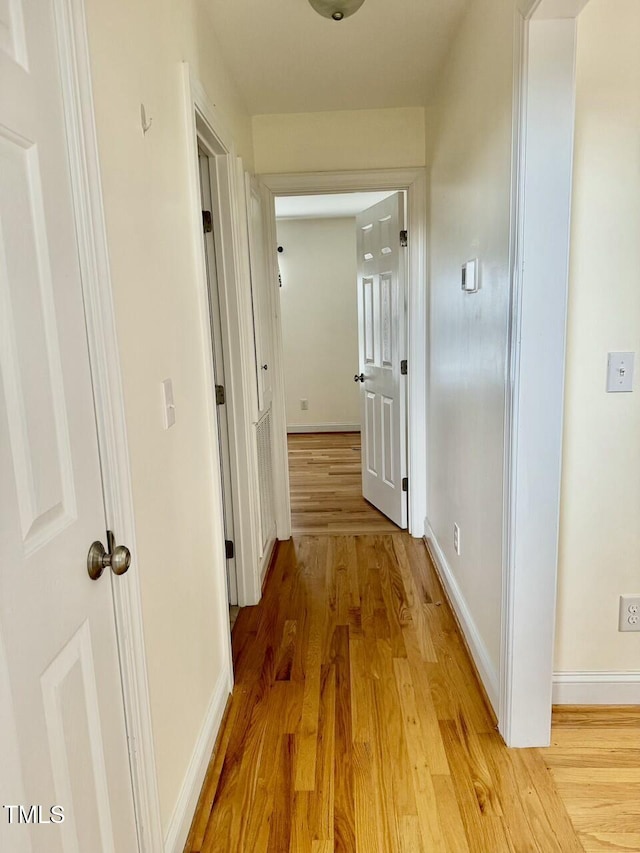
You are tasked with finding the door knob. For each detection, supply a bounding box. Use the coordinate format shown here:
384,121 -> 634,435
354,373 -> 365,383
87,530 -> 131,581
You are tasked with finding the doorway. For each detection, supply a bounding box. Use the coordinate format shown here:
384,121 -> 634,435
261,169 -> 429,541
275,190 -> 406,534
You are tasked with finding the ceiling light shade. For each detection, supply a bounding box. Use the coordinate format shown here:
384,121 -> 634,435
308,0 -> 366,21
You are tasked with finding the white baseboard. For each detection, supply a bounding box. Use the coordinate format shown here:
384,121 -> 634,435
553,671 -> 640,705
287,423 -> 360,434
164,671 -> 230,853
424,519 -> 500,713
260,535 -> 277,586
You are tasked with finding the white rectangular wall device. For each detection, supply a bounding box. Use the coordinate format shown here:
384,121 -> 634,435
461,258 -> 479,293
606,352 -> 634,392
161,378 -> 176,429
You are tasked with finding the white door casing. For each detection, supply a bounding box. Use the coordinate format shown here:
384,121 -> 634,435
260,169 -> 427,542
356,193 -> 408,528
500,2 -> 583,747
0,0 -> 138,849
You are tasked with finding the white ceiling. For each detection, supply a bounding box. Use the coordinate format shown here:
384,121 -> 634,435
204,0 -> 470,114
275,191 -> 396,219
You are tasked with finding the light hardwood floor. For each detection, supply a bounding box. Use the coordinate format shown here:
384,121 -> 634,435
186,435 -> 640,852
185,531 -> 636,852
288,432 -> 400,535
543,707 -> 640,851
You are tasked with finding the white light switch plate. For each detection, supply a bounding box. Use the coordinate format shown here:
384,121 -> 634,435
161,378 -> 176,429
606,352 -> 634,392
462,258 -> 479,293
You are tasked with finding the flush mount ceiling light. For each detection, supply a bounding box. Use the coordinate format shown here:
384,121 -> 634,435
308,0 -> 366,21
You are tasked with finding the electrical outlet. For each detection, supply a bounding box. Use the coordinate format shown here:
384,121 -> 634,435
619,595 -> 640,632
453,523 -> 461,556
300,398 -> 309,411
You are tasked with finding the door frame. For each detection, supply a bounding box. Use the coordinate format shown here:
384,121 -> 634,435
181,65 -> 264,609
260,169 -> 428,539
197,148 -> 239,605
54,0 -> 163,847
501,0 -> 590,746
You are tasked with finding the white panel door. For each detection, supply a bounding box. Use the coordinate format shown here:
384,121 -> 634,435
0,3 -> 137,851
245,175 -> 274,414
356,193 -> 408,528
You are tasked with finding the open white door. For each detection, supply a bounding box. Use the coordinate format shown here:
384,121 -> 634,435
356,193 -> 408,528
246,175 -> 274,415
244,175 -> 277,567
0,6 -> 137,851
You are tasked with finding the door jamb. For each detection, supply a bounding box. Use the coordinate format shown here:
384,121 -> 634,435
54,0 -> 163,848
260,169 -> 428,539
500,0 -> 589,746
197,148 -> 239,605
182,65 -> 264,609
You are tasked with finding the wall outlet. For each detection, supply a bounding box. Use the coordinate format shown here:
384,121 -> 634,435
619,595 -> 640,632
300,398 -> 309,411
453,523 -> 461,556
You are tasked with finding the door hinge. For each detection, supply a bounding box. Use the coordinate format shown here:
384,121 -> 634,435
400,229 -> 408,248
202,210 -> 213,233
225,540 -> 234,559
400,359 -> 408,376
215,384 -> 225,405
402,477 -> 409,492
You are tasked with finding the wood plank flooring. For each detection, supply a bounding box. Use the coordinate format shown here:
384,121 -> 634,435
187,434 -> 640,853
543,707 -> 640,851
186,533 -> 594,852
288,433 -> 400,535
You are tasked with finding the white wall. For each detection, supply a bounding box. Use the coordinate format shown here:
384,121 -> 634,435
253,107 -> 425,174
277,218 -> 360,430
555,0 -> 640,674
426,0 -> 516,690
83,0 -> 252,833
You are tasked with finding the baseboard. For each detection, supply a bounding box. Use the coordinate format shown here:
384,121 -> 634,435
260,536 -> 278,590
164,671 -> 230,853
553,671 -> 640,705
286,423 -> 360,434
424,519 -> 500,713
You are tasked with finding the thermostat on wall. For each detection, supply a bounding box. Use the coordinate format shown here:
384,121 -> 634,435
461,258 -> 479,293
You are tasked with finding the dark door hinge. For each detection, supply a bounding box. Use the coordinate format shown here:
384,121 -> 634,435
400,359 -> 408,376
402,477 -> 408,492
202,210 -> 213,233
225,540 -> 234,559
215,384 -> 225,405
400,229 -> 408,248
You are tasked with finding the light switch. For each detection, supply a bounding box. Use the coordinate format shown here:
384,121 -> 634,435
461,258 -> 479,293
161,378 -> 176,428
606,352 -> 634,393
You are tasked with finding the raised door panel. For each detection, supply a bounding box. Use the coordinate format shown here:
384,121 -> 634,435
380,273 -> 393,369
0,0 -> 27,67
363,277 -> 375,365
41,622 -> 117,853
0,131 -> 76,554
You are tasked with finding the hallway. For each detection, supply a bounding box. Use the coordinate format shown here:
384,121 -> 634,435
185,532 -> 585,852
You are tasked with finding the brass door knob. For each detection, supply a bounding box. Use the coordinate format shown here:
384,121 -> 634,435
87,532 -> 131,581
